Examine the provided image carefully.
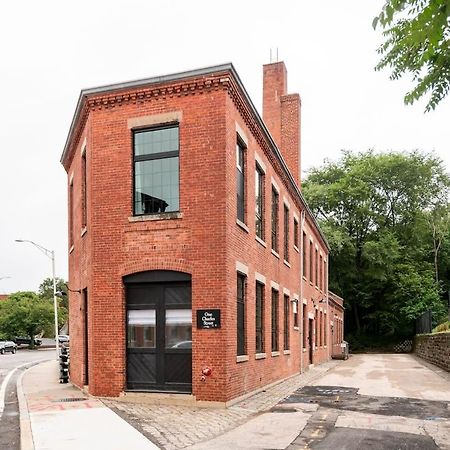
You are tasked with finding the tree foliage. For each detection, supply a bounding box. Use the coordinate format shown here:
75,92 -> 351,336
303,150 -> 450,342
39,277 -> 68,308
373,0 -> 450,111
0,291 -> 67,346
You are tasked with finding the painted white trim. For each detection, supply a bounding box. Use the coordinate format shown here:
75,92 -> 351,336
271,177 -> 280,193
271,281 -> 279,291
255,272 -> 266,284
255,235 -> 267,248
81,138 -> 87,156
236,122 -> 249,146
254,152 -> 266,173
236,261 -> 249,275
236,219 -> 249,233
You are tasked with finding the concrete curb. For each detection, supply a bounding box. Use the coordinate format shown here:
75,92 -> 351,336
17,366 -> 35,450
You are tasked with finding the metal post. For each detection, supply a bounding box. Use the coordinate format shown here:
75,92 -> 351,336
52,251 -> 60,361
15,239 -> 60,361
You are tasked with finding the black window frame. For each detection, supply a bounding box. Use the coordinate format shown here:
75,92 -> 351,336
236,137 -> 246,224
271,187 -> 279,253
284,295 -> 290,350
255,164 -> 265,240
133,123 -> 180,216
237,272 -> 247,356
69,179 -> 74,248
81,149 -> 87,229
271,288 -> 279,352
302,232 -> 307,279
255,282 -> 265,353
284,205 -> 289,263
294,217 -> 299,248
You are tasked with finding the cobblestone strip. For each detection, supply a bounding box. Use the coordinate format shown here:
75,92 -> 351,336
103,360 -> 341,450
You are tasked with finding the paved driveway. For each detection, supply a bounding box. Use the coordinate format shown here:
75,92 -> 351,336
192,354 -> 450,450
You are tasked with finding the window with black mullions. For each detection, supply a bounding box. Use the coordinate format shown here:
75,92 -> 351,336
284,205 -> 289,262
134,125 -> 179,215
256,282 -> 264,353
236,139 -> 246,223
271,288 -> 279,352
284,295 -> 290,350
271,187 -> 279,253
255,165 -> 264,240
237,273 -> 246,356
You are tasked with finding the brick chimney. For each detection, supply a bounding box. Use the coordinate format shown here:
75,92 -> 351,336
263,62 -> 301,187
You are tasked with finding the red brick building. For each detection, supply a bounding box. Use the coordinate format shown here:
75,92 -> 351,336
61,61 -> 344,403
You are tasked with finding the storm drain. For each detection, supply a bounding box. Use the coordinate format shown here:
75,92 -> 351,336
53,398 -> 87,403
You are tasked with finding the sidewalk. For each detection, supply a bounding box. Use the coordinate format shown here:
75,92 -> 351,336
18,360 -> 159,450
19,359 -> 341,450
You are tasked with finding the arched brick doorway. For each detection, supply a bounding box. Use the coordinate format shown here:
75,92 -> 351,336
124,270 -> 192,393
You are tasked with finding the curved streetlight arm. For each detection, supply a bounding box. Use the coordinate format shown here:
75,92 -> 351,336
15,240 -> 53,260
15,239 -> 60,361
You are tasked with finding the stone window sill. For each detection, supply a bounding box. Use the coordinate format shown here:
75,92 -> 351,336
81,227 -> 87,237
236,355 -> 249,363
255,236 -> 267,248
271,351 -> 280,357
284,260 -> 291,268
284,350 -> 291,355
69,245 -> 74,254
294,326 -> 299,331
271,249 -> 280,259
236,219 -> 249,233
255,353 -> 267,360
294,245 -> 299,253
129,212 -> 183,222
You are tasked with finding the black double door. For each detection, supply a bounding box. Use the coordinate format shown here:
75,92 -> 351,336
125,272 -> 192,393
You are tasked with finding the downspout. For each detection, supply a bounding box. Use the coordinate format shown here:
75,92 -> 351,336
299,210 -> 306,374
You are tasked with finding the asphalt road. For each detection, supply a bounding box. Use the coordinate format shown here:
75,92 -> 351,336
0,349 -> 54,450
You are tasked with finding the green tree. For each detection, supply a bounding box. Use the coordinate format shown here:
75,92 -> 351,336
373,0 -> 450,111
303,150 -> 450,341
38,277 -> 68,308
0,292 -> 67,347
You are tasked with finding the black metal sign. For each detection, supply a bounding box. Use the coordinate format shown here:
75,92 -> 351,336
197,309 -> 221,329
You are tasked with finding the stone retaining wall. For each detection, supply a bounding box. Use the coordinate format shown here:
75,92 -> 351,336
414,332 -> 450,372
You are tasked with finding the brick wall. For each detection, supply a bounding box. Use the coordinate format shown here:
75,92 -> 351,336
414,332 -> 450,372
62,63 -> 337,403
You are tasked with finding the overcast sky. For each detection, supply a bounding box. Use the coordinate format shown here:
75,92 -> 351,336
1,1 -> 449,294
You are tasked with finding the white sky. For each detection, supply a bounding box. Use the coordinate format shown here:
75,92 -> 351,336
1,1 -> 449,293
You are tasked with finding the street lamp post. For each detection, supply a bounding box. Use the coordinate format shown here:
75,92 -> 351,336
15,239 -> 59,361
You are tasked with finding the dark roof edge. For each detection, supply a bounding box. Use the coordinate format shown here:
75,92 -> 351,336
61,62 -> 329,250
228,66 -> 330,250
60,63 -> 234,165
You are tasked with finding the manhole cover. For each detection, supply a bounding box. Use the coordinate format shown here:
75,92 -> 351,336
53,398 -> 87,403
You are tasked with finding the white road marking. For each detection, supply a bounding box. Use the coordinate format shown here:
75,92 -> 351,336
0,359 -> 48,418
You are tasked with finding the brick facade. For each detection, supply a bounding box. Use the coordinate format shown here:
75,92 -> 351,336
61,62 -> 344,403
